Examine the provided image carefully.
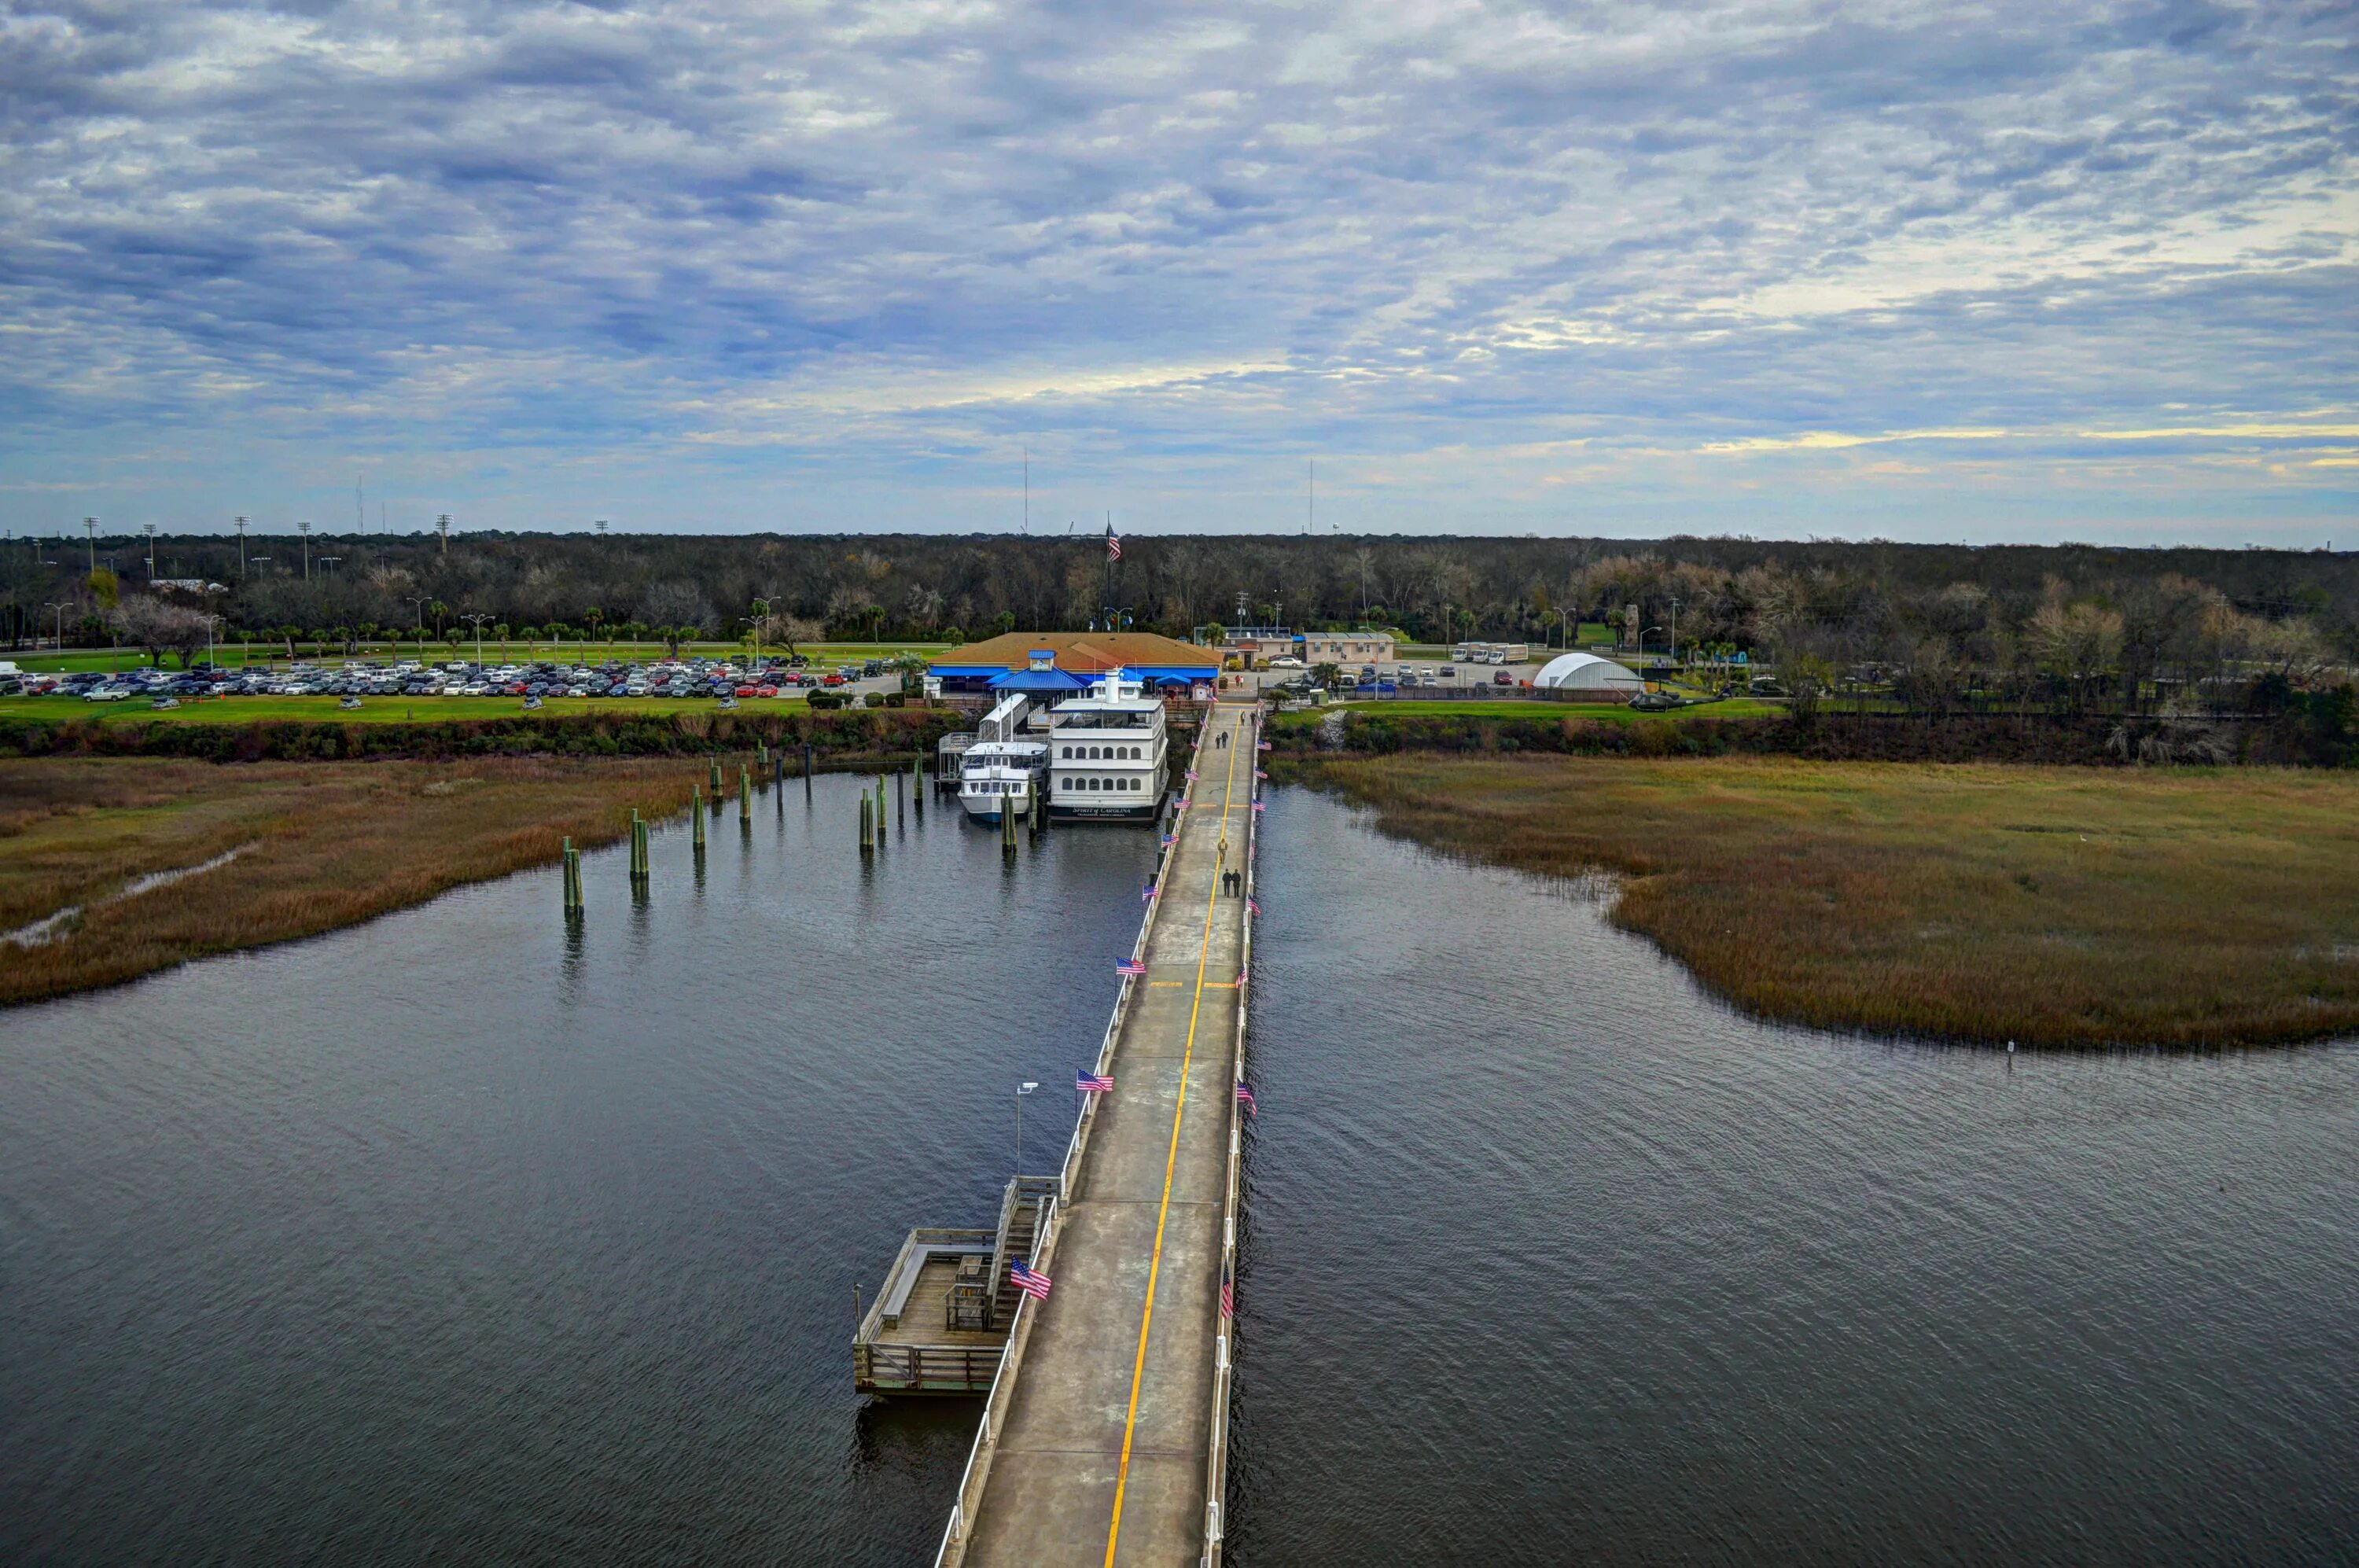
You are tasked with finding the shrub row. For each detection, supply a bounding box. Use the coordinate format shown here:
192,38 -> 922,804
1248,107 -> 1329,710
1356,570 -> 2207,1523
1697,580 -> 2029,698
0,707 -> 967,764
1277,708 -> 2357,767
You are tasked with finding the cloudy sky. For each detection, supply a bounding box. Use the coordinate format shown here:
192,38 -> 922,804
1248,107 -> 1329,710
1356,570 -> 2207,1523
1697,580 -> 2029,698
3,0 -> 2353,541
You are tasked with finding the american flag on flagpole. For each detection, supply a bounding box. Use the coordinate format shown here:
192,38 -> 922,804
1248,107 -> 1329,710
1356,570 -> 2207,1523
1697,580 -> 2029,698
1078,1069 -> 1113,1093
1010,1257 -> 1052,1300
1235,1082 -> 1257,1115
1117,958 -> 1146,976
1220,1260 -> 1235,1320
1107,533 -> 1121,561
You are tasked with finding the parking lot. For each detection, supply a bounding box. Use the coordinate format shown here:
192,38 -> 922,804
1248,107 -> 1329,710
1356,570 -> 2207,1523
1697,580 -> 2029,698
4,654 -> 910,709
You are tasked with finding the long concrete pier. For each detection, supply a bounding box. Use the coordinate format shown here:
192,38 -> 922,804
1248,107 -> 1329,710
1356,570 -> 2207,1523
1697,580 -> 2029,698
938,698 -> 1261,1568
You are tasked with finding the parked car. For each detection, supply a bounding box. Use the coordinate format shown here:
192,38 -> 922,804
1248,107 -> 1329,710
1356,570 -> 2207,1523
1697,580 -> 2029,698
1492,670 -> 1516,686
1268,656 -> 1303,669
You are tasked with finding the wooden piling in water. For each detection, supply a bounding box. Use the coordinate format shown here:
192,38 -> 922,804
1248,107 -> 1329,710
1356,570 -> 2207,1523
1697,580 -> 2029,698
561,836 -> 583,913
692,789 -> 706,851
709,756 -> 723,797
859,793 -> 874,853
911,753 -> 922,818
740,765 -> 753,823
804,742 -> 813,778
1002,797 -> 1018,856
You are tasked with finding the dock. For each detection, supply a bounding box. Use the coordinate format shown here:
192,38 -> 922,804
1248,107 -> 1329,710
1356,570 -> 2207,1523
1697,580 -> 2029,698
883,696 -> 1262,1568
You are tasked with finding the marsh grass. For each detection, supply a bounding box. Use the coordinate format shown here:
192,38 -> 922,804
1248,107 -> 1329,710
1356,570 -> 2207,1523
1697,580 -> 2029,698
1292,754 -> 2359,1046
1,757 -> 701,1005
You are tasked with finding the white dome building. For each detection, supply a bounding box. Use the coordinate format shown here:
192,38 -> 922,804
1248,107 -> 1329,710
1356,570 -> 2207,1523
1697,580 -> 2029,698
1533,651 -> 1645,694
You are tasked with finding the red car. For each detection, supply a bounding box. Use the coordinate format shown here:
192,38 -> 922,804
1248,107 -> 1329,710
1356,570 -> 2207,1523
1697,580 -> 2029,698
1492,670 -> 1517,686
821,673 -> 846,686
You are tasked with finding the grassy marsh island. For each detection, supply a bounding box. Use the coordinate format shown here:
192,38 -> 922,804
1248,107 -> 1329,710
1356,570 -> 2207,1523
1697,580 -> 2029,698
1286,753 -> 2359,1047
1,757 -> 704,1006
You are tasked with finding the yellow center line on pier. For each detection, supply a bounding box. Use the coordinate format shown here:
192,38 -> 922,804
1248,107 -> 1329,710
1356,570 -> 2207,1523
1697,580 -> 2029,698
1104,706 -> 1242,1568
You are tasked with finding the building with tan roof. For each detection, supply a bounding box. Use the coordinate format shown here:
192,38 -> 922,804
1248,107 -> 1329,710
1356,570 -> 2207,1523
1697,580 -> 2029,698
928,631 -> 1220,695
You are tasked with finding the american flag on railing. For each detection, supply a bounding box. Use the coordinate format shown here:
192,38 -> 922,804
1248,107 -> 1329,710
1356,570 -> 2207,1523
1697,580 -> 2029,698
1010,1258 -> 1052,1301
1256,740 -> 1272,752
1247,896 -> 1260,916
1141,882 -> 1157,900
1235,1082 -> 1257,1116
1255,769 -> 1268,780
1078,1069 -> 1113,1094
1220,1259 -> 1235,1320
1161,833 -> 1176,847
1252,800 -> 1265,813
1186,768 -> 1198,780
1117,958 -> 1147,977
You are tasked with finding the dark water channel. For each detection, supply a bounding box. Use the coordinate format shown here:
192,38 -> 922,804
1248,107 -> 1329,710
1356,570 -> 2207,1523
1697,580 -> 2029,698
3,777 -> 2354,1563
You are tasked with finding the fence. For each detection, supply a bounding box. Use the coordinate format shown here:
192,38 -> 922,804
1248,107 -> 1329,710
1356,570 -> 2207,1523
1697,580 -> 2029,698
1198,704 -> 1258,1565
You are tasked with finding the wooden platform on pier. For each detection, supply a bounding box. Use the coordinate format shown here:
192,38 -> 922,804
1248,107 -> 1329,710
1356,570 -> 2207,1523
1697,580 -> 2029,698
945,698 -> 1259,1568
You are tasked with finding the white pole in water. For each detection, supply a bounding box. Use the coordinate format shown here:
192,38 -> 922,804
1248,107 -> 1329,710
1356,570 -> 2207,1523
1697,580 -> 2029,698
1016,1080 -> 1037,1177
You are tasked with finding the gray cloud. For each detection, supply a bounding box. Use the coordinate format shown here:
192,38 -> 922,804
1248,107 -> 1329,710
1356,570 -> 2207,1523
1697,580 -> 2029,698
0,0 -> 2352,537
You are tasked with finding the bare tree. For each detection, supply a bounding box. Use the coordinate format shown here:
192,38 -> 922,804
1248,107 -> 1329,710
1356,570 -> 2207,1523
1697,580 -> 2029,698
637,581 -> 714,657
110,594 -> 209,668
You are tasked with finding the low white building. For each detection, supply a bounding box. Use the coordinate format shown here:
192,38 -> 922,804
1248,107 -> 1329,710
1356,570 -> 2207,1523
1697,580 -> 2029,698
1533,651 -> 1645,694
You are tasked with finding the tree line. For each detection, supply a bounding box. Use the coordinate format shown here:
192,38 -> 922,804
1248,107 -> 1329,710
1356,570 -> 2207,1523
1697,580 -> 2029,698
4,529 -> 2353,715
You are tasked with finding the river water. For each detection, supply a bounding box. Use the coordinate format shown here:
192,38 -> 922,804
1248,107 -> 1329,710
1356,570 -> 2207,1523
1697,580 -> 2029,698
2,777 -> 2354,1563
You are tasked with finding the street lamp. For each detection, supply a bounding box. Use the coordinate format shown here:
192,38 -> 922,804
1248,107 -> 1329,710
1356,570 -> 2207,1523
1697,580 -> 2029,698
1014,1080 -> 1039,1178
44,601 -> 69,653
1643,625 -> 1663,657
462,612 -> 491,662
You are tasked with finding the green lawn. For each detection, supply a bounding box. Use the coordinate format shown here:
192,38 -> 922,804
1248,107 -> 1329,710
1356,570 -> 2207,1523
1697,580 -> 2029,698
0,694 -> 811,725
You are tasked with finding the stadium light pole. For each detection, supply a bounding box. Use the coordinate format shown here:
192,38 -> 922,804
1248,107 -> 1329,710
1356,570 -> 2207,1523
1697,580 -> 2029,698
83,518 -> 96,572
234,515 -> 248,574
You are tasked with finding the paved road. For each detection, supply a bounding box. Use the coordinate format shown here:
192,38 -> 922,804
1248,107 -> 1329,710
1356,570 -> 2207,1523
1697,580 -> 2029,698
962,699 -> 1254,1568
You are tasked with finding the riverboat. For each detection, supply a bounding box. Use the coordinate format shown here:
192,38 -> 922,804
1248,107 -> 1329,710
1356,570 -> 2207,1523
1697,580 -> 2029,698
1047,677 -> 1168,822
